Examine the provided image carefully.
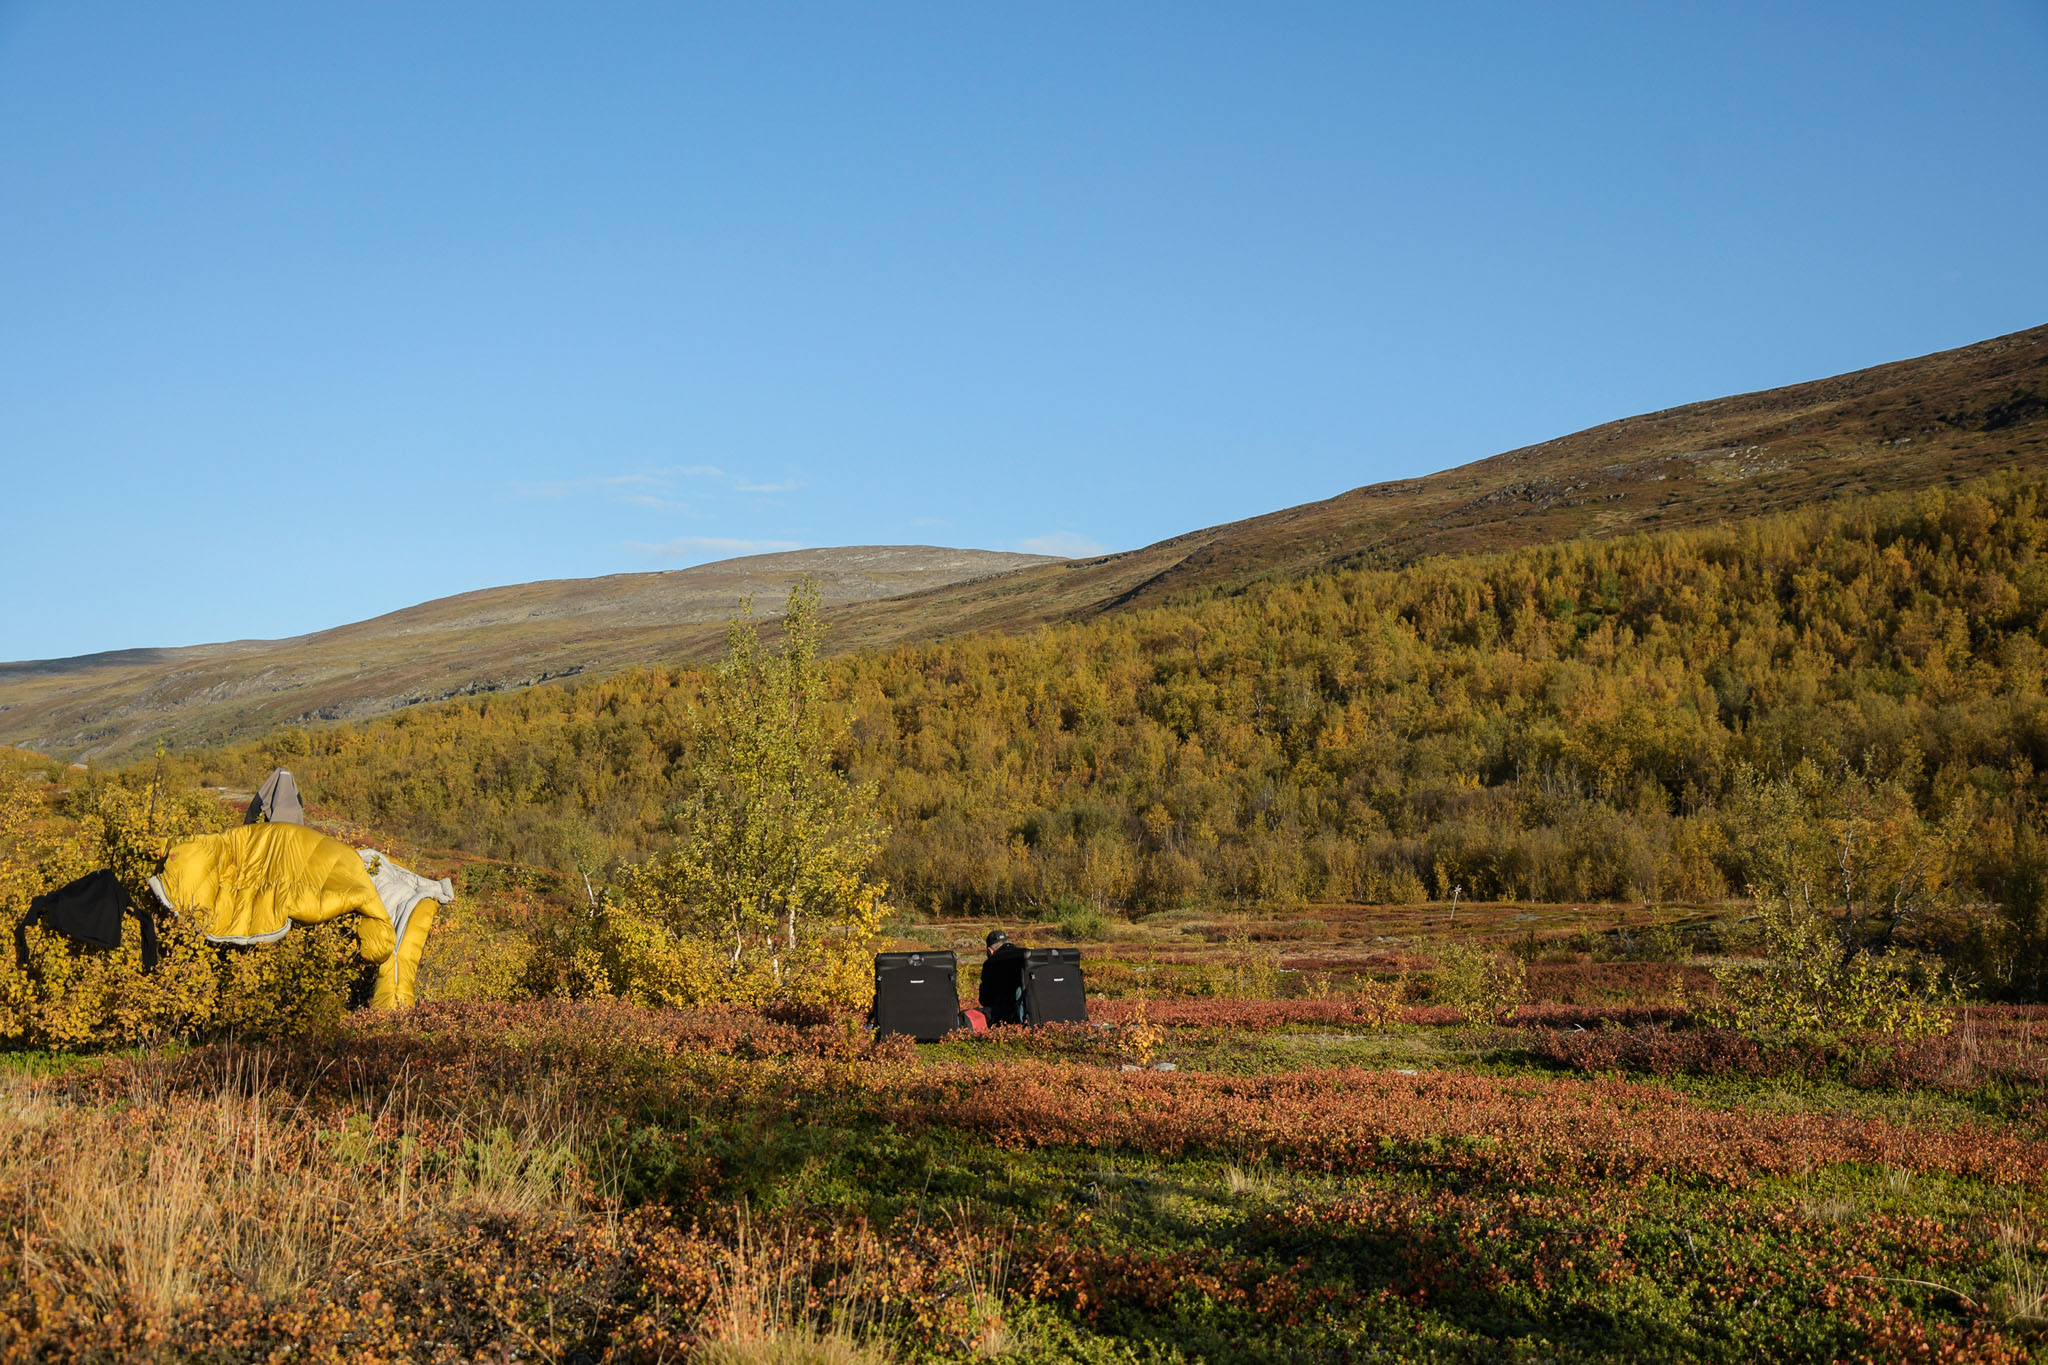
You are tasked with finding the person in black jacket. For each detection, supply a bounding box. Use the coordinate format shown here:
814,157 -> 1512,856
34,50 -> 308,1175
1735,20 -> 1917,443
978,929 -> 1029,1025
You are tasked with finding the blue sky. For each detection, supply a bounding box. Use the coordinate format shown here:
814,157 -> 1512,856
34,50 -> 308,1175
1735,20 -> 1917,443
3,2 -> 2045,660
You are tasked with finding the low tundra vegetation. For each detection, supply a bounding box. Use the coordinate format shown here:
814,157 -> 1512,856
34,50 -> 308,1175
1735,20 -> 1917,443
3,753 -> 2040,1362
1,999 -> 2044,1362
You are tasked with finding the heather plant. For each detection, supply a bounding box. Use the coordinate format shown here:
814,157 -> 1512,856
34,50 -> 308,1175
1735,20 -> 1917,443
597,583 -> 888,1010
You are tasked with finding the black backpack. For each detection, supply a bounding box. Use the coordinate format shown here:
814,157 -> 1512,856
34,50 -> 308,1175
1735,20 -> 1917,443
872,950 -> 960,1042
14,869 -> 161,973
1021,947 -> 1087,1024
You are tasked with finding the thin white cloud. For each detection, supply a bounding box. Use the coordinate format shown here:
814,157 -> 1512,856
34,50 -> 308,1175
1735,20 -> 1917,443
524,464 -> 814,565
628,535 -> 805,559
513,471 -> 667,500
516,463 -> 804,514
910,516 -> 950,529
1018,531 -> 1109,559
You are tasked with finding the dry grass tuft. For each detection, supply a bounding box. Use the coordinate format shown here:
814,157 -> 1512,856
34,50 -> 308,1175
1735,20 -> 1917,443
1222,1162 -> 1280,1201
699,1218 -> 896,1364
695,1328 -> 895,1365
1990,1217 -> 2048,1327
0,1044 -> 602,1325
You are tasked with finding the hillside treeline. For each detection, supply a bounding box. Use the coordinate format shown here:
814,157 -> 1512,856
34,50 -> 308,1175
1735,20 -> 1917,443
188,475 -> 2048,992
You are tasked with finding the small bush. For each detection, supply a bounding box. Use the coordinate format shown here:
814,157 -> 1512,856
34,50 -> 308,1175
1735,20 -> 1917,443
413,904 -> 537,1004
1052,897 -> 1109,942
591,586 -> 886,1012
1219,931 -> 1280,999
1707,896 -> 1955,1042
1627,920 -> 1693,962
1430,940 -> 1528,1026
1348,975 -> 1407,1028
1117,994 -> 1165,1066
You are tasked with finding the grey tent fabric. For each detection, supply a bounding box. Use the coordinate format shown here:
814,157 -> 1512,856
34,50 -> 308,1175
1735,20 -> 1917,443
244,769 -> 305,825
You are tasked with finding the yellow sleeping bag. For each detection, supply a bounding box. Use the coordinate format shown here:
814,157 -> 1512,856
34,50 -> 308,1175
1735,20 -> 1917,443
152,823 -> 395,964
373,898 -> 438,1008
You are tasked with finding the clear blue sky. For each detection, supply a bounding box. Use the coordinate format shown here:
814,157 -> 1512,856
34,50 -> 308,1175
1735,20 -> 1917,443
3,2 -> 2045,660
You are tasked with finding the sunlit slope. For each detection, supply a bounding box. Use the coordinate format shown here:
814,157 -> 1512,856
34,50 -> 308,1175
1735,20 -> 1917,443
819,322 -> 2048,646
0,547 -> 1050,760
3,323 -> 2042,762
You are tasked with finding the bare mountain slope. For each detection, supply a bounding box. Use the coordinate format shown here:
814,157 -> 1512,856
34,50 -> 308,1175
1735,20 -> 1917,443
0,547 -> 1050,759
5,323 -> 2044,762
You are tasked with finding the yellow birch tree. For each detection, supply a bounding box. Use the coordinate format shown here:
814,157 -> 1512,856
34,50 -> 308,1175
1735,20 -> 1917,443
600,581 -> 888,1008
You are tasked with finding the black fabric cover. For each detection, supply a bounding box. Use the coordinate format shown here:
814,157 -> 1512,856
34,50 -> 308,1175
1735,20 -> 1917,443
1022,947 -> 1087,1024
873,950 -> 960,1042
347,958 -> 382,1011
15,869 -> 159,972
978,941 -> 1029,1025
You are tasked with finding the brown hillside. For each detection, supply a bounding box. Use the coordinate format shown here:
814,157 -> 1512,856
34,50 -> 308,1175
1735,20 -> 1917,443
3,323 -> 2042,762
0,547 -> 1050,760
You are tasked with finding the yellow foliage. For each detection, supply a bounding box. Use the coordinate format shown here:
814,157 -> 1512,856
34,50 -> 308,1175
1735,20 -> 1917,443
118,473 -> 2048,991
1119,993 -> 1165,1066
1347,974 -> 1407,1028
1707,894 -> 1956,1041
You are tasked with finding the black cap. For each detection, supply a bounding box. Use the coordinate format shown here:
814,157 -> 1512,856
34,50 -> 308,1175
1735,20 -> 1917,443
985,929 -> 1008,947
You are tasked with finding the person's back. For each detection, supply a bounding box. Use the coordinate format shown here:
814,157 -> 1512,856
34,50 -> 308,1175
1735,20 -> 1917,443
978,931 -> 1029,1025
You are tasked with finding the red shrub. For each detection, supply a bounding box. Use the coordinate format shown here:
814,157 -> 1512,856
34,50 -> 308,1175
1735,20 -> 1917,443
1523,1020 -> 2048,1093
